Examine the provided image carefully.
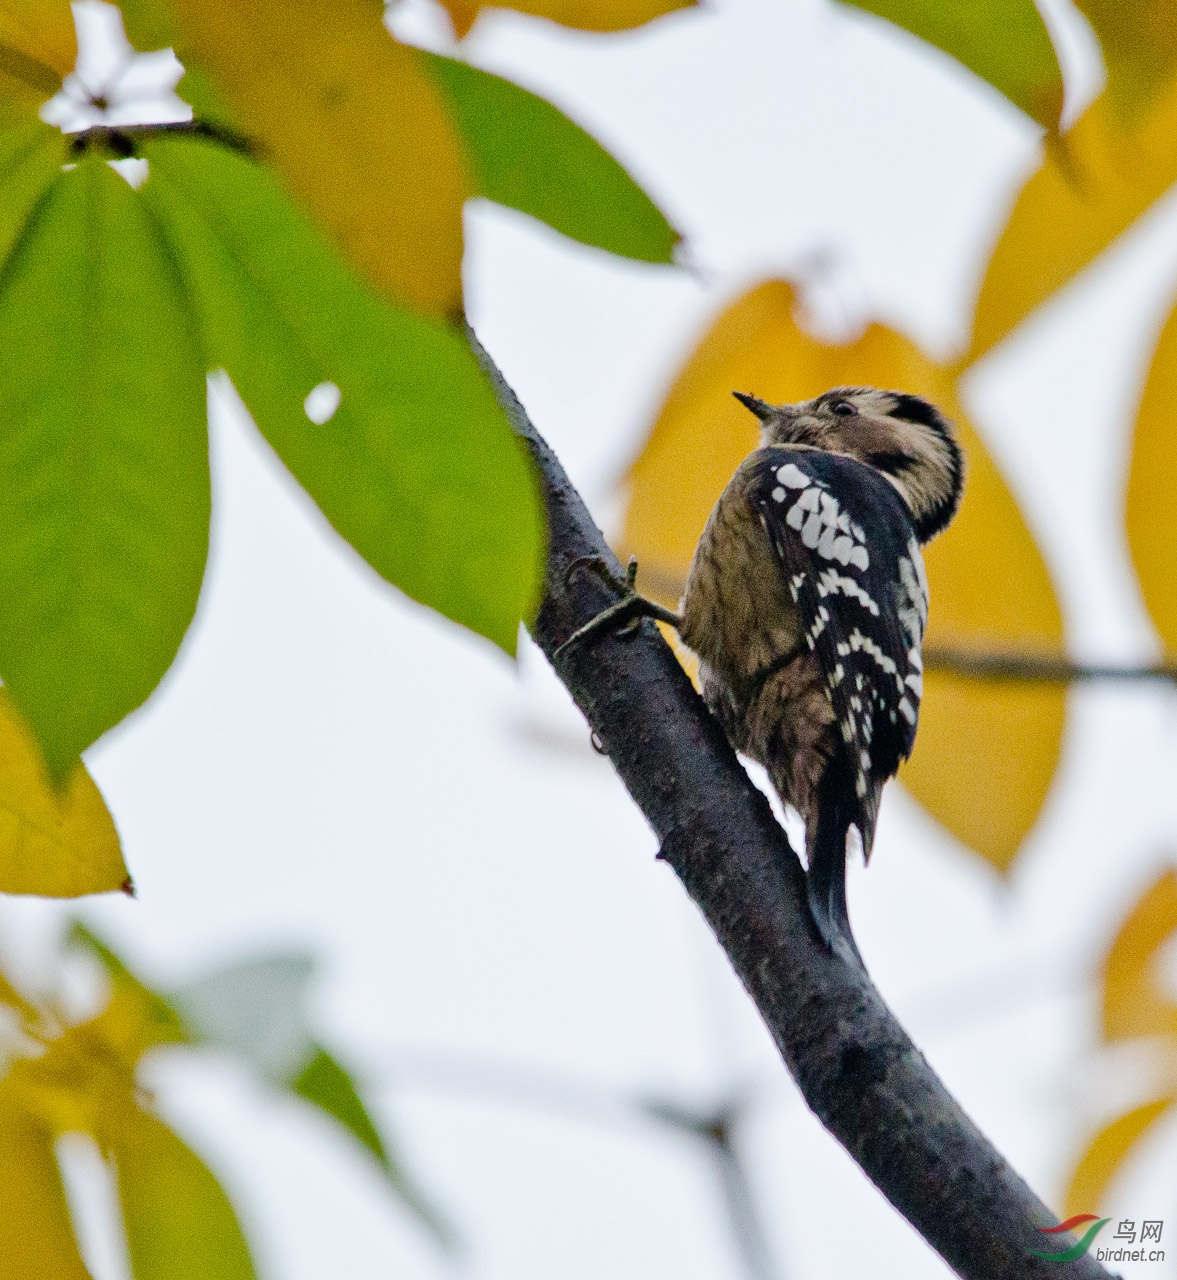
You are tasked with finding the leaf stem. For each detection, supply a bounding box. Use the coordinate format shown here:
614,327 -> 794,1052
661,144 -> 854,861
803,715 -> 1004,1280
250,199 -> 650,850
67,120 -> 255,160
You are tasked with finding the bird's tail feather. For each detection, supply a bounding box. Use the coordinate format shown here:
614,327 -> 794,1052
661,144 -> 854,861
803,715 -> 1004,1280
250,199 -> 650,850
806,768 -> 866,970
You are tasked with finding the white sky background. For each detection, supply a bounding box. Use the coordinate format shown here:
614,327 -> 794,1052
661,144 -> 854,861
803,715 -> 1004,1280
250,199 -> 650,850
7,0 -> 1177,1276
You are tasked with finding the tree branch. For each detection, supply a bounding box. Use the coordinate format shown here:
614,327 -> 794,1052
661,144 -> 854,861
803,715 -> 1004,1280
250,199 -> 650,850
470,330 -> 1112,1279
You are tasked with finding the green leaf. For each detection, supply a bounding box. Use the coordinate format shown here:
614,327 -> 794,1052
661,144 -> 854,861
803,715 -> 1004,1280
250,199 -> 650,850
1073,0 -> 1177,121
292,1045 -> 456,1250
434,0 -> 696,40
0,156 -> 209,778
114,1107 -> 257,1280
419,51 -> 680,265
0,122 -> 66,257
838,0 -> 1064,129
140,135 -> 543,654
290,1045 -> 384,1166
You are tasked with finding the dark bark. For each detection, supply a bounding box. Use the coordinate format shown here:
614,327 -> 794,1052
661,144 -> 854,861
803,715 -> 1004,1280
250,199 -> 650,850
471,331 -> 1113,1280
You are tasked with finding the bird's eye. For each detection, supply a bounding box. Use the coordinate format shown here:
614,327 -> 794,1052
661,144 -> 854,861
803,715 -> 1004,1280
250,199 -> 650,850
832,400 -> 857,417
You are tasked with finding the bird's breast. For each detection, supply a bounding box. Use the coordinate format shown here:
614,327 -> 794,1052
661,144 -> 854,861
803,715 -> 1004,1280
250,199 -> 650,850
679,472 -> 802,686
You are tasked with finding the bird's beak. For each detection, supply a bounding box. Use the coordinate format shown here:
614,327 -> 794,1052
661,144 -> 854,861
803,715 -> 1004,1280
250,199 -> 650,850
732,391 -> 775,421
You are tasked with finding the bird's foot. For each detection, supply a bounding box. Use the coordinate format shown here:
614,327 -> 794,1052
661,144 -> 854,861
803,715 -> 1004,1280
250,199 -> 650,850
555,556 -> 682,659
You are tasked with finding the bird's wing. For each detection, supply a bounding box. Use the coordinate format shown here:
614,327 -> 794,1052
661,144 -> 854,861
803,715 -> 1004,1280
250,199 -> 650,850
748,448 -> 927,804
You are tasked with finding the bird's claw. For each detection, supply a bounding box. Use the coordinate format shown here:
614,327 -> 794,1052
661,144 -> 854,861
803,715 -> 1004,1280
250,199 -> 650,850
556,556 -> 680,659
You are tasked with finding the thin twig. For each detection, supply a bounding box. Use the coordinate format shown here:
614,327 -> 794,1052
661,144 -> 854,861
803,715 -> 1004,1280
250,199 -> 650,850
373,1049 -> 783,1280
468,325 -> 1113,1279
625,563 -> 1176,687
925,648 -> 1177,684
643,1096 -> 782,1280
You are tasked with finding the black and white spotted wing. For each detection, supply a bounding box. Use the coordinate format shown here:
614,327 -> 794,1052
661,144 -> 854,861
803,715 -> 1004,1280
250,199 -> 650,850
750,447 -> 929,802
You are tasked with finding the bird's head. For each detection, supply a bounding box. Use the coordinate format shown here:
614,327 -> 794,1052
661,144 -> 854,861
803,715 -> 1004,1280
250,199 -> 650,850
734,386 -> 964,543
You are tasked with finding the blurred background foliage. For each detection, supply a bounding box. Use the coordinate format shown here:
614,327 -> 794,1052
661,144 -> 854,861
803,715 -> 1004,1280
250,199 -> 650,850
0,924 -> 452,1277
1,0 -> 1177,1272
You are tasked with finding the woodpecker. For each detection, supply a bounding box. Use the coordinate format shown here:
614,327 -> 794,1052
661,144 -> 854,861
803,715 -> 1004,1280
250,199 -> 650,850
561,387 -> 964,966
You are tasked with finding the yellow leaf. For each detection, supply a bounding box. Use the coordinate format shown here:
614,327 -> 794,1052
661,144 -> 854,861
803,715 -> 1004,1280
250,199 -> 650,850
1073,1 -> 1177,121
67,925 -> 187,1062
437,0 -> 694,39
968,81 -> 1177,362
621,280 -> 1065,869
1102,870 -> 1177,1042
1,972 -> 177,1146
0,0 -> 75,76
164,0 -> 469,317
0,1083 -> 89,1279
0,968 -> 37,1027
0,0 -> 76,112
1126,296 -> 1177,653
0,691 -> 128,898
1064,1097 -> 1175,1217
5,1022 -> 138,1140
